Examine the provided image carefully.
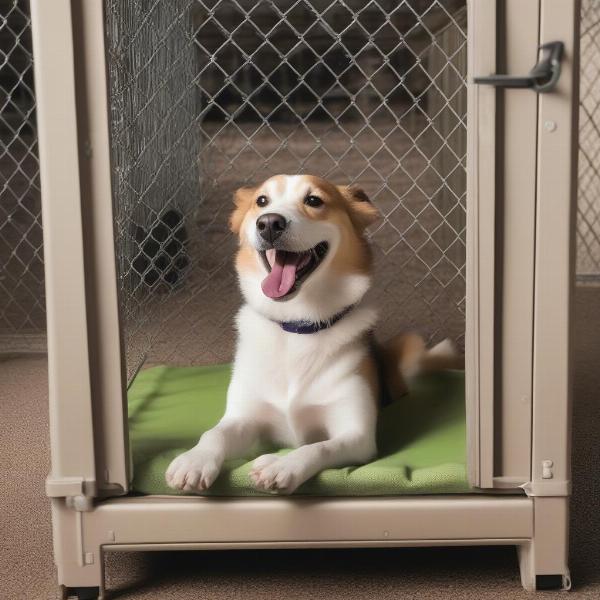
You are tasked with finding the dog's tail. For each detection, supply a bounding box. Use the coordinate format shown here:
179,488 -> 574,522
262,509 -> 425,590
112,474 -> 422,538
379,333 -> 463,396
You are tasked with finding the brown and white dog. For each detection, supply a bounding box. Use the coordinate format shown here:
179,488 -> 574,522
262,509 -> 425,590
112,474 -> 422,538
166,174 -> 460,494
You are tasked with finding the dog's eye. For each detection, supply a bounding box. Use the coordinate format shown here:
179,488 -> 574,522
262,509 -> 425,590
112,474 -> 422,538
256,195 -> 269,207
304,195 -> 323,208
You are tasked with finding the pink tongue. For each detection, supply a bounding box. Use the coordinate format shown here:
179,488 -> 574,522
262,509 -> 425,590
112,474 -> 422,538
261,251 -> 300,299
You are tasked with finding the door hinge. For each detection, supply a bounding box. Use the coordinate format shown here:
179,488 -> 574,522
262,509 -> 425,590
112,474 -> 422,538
46,475 -> 97,510
65,495 -> 94,512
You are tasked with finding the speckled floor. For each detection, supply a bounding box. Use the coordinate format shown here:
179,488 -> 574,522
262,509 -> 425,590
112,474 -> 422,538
1,286 -> 598,599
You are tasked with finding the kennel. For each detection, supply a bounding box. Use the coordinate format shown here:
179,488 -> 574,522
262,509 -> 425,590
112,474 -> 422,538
30,0 -> 578,597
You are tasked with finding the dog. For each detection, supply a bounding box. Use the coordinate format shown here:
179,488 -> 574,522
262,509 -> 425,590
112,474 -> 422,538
166,174 -> 461,494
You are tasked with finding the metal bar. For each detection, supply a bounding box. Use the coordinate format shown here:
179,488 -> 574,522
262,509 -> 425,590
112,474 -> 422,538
531,0 -> 579,491
494,0 -> 540,486
71,0 -> 129,496
105,538 -> 531,551
466,0 -> 497,488
30,0 -> 97,493
83,495 -> 534,546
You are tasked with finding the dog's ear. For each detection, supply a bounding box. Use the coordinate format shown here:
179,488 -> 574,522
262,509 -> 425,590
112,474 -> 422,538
229,186 -> 256,234
338,184 -> 380,232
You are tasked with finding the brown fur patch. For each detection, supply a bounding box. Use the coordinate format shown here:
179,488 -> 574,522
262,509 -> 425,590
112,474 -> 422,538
294,176 -> 380,276
230,186 -> 262,277
229,186 -> 257,234
378,333 -> 425,399
378,333 -> 464,397
337,184 -> 380,232
328,182 -> 379,276
329,221 -> 373,275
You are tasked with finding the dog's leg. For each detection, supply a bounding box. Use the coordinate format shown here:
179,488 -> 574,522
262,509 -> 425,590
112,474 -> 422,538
251,430 -> 376,494
166,418 -> 259,491
251,379 -> 377,494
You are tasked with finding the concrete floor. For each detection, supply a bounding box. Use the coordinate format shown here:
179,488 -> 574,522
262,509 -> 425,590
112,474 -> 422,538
0,285 -> 599,599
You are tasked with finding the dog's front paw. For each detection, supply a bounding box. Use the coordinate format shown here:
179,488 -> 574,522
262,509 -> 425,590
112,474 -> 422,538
165,448 -> 220,492
249,454 -> 304,494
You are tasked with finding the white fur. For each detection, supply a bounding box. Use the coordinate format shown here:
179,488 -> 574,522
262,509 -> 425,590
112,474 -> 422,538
166,175 -> 379,494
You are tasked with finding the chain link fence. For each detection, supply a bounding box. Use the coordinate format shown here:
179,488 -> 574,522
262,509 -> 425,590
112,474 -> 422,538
578,0 -> 600,279
1,1 -> 599,363
0,0 -> 45,352
105,0 -> 468,379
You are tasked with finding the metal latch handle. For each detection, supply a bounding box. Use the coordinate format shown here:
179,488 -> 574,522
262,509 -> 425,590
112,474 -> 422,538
473,41 -> 564,93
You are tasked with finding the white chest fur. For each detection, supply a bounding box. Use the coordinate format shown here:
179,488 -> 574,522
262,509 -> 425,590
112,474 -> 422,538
225,304 -> 378,446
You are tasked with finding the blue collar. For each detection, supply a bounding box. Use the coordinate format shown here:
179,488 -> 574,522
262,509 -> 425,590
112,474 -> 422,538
277,305 -> 354,334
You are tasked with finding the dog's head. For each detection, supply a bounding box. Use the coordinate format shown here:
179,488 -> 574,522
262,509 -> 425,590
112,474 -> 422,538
230,174 -> 379,322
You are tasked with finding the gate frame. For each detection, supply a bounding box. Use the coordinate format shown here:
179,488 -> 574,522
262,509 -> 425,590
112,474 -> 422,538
31,0 -> 578,596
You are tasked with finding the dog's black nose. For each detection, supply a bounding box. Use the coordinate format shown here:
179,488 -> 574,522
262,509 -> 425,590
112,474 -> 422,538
256,213 -> 287,244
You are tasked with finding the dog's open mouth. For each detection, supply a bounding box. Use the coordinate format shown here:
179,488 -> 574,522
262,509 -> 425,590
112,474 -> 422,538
259,242 -> 329,300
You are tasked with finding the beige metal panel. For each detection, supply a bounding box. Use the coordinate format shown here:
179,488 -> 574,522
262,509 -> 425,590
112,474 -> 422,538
30,0 -> 97,493
71,0 -> 129,495
531,0 -> 579,491
466,0 -> 497,488
83,496 -> 534,545
493,0 -> 540,485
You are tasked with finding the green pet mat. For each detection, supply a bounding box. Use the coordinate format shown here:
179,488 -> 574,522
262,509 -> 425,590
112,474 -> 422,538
128,364 -> 470,496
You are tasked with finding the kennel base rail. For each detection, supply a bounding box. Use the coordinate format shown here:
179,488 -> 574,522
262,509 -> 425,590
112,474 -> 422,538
51,494 -> 570,597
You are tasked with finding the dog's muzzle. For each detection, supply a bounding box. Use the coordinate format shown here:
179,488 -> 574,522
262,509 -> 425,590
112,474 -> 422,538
256,213 -> 287,245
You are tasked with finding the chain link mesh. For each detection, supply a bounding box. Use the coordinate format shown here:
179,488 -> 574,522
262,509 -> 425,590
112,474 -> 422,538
105,0 -> 468,379
0,0 -> 45,350
1,1 -> 597,368
578,0 -> 600,279
2,1 -> 595,368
